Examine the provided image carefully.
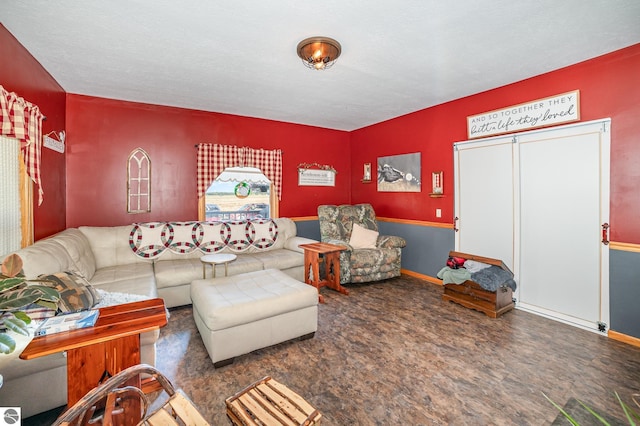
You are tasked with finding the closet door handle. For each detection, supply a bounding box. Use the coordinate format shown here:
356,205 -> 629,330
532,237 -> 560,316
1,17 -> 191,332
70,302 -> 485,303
454,216 -> 459,232
601,223 -> 610,245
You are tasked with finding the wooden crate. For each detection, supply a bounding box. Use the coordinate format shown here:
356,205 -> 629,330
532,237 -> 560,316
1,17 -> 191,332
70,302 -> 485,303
226,376 -> 321,426
441,251 -> 515,318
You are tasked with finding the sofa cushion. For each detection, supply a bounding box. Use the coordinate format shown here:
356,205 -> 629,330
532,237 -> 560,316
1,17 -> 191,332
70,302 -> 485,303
349,223 -> 379,249
89,263 -> 157,296
80,225 -> 151,269
92,277 -> 158,299
39,271 -> 100,313
7,239 -> 77,280
90,263 -> 155,285
220,255 -> 265,276
246,249 -> 304,271
50,228 -> 96,279
153,258 -> 203,290
349,247 -> 401,271
271,218 -> 295,250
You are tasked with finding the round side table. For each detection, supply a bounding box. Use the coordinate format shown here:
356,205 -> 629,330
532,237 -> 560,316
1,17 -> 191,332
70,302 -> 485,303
200,253 -> 237,278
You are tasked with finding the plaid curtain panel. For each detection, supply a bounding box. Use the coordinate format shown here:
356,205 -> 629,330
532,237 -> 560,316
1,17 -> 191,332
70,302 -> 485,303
197,143 -> 283,200
242,146 -> 283,201
0,85 -> 45,205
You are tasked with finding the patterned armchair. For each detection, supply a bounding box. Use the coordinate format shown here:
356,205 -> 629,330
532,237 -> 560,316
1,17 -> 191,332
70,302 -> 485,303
318,203 -> 406,284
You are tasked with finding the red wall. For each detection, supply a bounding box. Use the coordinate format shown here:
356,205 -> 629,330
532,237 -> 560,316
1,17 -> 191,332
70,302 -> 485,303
65,95 -> 350,227
0,24 -> 67,240
351,43 -> 640,244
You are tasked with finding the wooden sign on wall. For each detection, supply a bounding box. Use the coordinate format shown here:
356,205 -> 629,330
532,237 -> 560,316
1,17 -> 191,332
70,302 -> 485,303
298,168 -> 336,186
467,90 -> 580,139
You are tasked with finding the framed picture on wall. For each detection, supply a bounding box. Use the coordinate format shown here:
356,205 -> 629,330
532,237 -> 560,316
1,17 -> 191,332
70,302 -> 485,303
377,153 -> 421,192
363,163 -> 372,182
432,171 -> 443,195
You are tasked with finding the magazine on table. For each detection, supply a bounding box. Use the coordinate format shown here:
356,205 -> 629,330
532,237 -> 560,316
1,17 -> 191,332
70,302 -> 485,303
34,310 -> 100,336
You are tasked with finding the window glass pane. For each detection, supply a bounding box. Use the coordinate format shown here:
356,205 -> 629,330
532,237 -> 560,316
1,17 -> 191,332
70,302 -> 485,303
205,167 -> 271,222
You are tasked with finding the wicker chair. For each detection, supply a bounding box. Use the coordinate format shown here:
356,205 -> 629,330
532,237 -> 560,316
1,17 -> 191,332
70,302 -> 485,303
52,364 -> 209,426
317,203 -> 406,284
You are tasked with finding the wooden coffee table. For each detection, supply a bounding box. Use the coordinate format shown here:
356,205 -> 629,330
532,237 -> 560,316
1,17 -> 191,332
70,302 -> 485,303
299,242 -> 349,303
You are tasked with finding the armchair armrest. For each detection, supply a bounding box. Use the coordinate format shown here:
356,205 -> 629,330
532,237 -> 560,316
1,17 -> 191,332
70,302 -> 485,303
285,236 -> 319,253
377,235 -> 406,249
324,239 -> 353,251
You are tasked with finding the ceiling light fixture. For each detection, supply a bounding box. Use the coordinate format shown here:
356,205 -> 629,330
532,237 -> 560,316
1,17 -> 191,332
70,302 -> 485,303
296,36 -> 342,70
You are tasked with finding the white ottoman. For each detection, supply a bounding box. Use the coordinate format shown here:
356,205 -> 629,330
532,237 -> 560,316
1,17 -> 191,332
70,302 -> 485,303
191,268 -> 319,367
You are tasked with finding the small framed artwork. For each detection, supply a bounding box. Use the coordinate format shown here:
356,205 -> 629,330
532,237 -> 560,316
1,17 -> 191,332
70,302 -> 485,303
431,171 -> 443,195
297,163 -> 337,186
377,152 -> 421,192
363,163 -> 372,182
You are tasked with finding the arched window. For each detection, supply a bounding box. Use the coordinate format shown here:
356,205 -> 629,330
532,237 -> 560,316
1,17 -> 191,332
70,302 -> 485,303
196,144 -> 282,221
204,167 -> 272,222
127,148 -> 151,213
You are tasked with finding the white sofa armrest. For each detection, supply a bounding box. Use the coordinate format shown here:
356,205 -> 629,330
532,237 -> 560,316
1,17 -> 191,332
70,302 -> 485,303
284,236 -> 319,253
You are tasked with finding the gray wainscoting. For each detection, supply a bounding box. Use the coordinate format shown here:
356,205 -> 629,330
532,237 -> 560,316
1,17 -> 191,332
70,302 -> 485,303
377,221 -> 453,278
294,219 -> 321,241
609,249 -> 640,338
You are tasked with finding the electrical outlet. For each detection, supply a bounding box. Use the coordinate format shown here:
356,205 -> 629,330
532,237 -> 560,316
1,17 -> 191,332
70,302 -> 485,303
436,208 -> 442,218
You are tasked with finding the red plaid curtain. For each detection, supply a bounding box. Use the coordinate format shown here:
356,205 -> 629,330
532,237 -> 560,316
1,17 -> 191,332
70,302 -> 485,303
0,85 -> 45,205
197,143 -> 283,200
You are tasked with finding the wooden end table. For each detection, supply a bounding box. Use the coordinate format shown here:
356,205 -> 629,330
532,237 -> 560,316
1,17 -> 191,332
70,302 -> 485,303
299,242 -> 349,303
20,298 -> 168,409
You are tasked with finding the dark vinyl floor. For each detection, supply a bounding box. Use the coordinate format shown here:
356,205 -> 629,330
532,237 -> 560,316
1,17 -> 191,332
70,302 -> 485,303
26,275 -> 640,425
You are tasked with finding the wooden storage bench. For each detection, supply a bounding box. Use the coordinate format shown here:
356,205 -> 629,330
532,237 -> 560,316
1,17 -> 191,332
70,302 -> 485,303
441,251 -> 515,318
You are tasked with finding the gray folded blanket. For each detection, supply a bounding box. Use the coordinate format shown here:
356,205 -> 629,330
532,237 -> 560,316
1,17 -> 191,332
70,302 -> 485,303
471,265 -> 517,292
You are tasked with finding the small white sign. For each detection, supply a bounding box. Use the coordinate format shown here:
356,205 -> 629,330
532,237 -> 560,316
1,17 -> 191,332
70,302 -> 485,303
43,135 -> 65,153
298,168 -> 336,187
467,90 -> 580,139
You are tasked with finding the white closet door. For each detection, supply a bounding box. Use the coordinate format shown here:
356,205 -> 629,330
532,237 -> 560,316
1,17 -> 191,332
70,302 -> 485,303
517,121 -> 609,331
454,137 -> 515,270
454,119 -> 610,333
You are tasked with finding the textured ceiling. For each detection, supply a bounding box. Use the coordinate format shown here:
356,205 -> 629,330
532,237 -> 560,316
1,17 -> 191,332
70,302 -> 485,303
2,1 -> 640,131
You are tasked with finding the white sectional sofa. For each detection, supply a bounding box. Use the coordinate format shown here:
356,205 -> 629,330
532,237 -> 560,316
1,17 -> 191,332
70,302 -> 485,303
0,218 -> 315,417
